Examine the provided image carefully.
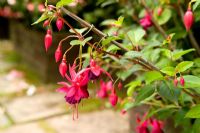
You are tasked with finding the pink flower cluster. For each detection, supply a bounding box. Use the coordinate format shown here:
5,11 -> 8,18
97,80 -> 118,106
139,12 -> 153,30
136,114 -> 164,133
56,58 -> 118,108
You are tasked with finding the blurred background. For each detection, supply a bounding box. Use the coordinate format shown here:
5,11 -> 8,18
0,0 -> 130,133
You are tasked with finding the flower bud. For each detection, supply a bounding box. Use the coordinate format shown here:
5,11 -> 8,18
44,30 -> 52,52
55,45 -> 62,62
157,7 -> 163,16
43,20 -> 50,27
184,9 -> 194,31
180,76 -> 185,86
59,59 -> 67,78
118,82 -> 123,90
109,90 -> 118,106
56,18 -> 64,31
174,78 -> 178,87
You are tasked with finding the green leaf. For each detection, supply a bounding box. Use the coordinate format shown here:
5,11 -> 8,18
172,49 -> 195,60
185,105 -> 200,118
82,36 -> 92,46
116,65 -> 143,81
192,119 -> 200,132
161,66 -> 175,76
193,0 -> 200,11
161,49 -> 172,58
127,28 -> 146,44
32,13 -> 48,25
69,27 -> 88,35
102,36 -> 120,45
70,40 -> 83,46
124,51 -> 142,59
175,61 -> 194,72
56,0 -> 74,8
114,16 -> 124,27
144,71 -> 163,84
157,81 -> 180,102
155,8 -> 171,25
162,33 -> 175,45
178,75 -> 200,88
107,45 -> 120,52
100,19 -> 116,26
126,80 -> 141,96
70,37 -> 92,46
147,105 -> 177,119
135,85 -> 155,103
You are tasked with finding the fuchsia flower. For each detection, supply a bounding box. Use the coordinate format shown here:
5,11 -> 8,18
89,59 -> 112,80
136,114 -> 164,133
140,12 -> 153,30
97,80 -> 108,98
109,89 -> 118,106
136,115 -> 149,133
150,119 -> 164,133
57,63 -> 89,105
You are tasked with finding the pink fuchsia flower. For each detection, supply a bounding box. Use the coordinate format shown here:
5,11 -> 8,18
109,89 -> 118,106
106,81 -> 113,91
140,12 -> 153,30
97,80 -> 108,98
136,115 -> 149,133
57,63 -> 90,105
89,59 -> 112,80
150,119 -> 164,133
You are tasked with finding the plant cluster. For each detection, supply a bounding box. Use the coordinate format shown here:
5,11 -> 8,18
32,0 -> 200,132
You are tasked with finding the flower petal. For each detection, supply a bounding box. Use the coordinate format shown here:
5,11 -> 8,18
91,66 -> 101,76
57,82 -> 70,87
67,87 -> 76,97
69,64 -> 76,80
56,87 -> 69,93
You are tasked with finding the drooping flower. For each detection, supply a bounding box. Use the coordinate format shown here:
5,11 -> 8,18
184,9 -> 194,31
150,119 -> 164,133
56,18 -> 64,31
136,115 -> 149,133
43,20 -> 50,27
55,45 -> 62,63
89,59 -> 112,80
106,81 -> 113,91
44,29 -> 52,52
180,76 -> 185,86
97,80 -> 108,98
173,78 -> 178,87
140,12 -> 153,30
59,59 -> 67,77
57,63 -> 90,105
109,89 -> 118,106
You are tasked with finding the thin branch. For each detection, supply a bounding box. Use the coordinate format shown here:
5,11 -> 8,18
183,88 -> 200,101
60,7 -> 161,72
